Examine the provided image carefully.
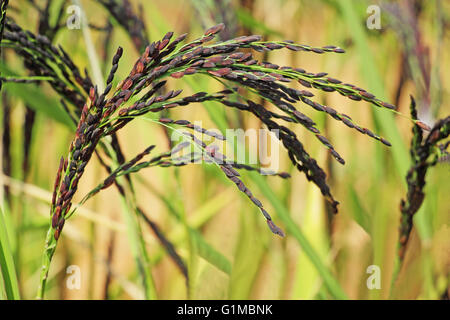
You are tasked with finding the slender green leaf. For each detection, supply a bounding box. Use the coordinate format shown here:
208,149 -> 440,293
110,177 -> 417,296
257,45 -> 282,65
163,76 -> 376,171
0,63 -> 73,127
0,207 -> 21,300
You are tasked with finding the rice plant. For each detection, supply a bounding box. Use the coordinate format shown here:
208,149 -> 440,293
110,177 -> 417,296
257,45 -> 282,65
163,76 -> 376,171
398,97 -> 449,261
0,0 -> 448,301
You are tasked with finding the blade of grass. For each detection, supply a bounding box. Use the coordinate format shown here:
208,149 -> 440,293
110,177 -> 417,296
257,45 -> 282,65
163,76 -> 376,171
0,206 -> 20,299
172,167 -> 196,298
141,180 -> 233,275
248,172 -> 348,299
229,206 -> 266,299
72,0 -> 104,92
338,0 -> 408,176
123,11 -> 347,299
191,91 -> 348,298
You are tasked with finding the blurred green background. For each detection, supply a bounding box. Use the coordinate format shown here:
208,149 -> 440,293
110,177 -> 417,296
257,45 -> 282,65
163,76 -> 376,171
0,0 -> 449,299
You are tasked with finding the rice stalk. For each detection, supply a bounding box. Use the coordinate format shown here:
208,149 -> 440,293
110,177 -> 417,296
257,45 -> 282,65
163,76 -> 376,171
0,0 -> 21,301
4,22 -> 417,298
398,97 -> 449,261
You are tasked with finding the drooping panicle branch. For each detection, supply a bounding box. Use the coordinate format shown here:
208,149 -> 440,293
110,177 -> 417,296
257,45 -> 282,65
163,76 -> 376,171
398,96 -> 449,260
20,22 -> 410,298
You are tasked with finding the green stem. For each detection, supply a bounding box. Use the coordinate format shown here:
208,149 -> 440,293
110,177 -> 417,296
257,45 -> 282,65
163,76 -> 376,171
36,227 -> 57,299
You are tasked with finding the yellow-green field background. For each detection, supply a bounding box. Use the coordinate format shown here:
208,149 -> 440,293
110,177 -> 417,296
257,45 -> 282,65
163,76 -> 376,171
1,0 -> 449,299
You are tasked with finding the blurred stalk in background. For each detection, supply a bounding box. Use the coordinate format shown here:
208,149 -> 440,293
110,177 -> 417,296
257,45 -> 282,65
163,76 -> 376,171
0,0 -> 448,300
